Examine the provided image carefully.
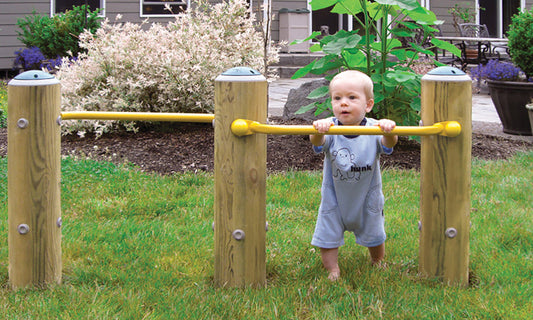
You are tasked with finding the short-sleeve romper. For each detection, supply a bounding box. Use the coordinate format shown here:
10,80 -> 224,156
311,118 -> 392,249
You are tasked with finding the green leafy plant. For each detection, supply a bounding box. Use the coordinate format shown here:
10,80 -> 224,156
448,3 -> 484,35
292,0 -> 460,126
16,5 -> 102,59
507,7 -> 533,79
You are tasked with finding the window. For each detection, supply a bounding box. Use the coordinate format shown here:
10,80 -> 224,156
479,0 -> 524,37
53,0 -> 104,15
141,0 -> 189,17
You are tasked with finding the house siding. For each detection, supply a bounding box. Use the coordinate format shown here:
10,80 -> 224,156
0,0 -> 50,70
0,0 -> 182,71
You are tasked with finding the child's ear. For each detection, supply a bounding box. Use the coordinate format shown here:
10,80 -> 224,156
365,99 -> 374,113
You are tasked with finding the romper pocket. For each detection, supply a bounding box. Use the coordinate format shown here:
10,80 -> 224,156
365,185 -> 384,216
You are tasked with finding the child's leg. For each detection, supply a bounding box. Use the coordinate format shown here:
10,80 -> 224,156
320,247 -> 340,281
368,243 -> 385,265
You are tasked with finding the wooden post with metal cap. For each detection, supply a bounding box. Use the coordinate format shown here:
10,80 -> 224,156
213,67 -> 267,287
419,66 -> 472,286
8,70 -> 62,289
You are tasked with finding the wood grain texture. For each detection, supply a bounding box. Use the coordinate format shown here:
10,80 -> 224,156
214,77 -> 267,287
8,83 -> 62,289
419,75 -> 472,286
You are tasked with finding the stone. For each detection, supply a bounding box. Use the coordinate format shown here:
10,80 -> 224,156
283,78 -> 331,121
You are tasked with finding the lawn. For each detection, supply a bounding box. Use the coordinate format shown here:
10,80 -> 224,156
0,152 -> 531,319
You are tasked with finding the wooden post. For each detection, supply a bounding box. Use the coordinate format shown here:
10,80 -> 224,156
419,67 -> 472,286
8,71 -> 62,289
214,67 -> 267,287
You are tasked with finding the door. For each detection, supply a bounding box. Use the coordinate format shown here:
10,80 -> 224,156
479,0 -> 522,37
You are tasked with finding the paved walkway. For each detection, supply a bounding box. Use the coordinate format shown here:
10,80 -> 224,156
268,78 -> 532,142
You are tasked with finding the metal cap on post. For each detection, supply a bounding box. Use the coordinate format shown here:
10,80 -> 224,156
8,70 -> 62,289
214,67 -> 267,287
420,66 -> 472,287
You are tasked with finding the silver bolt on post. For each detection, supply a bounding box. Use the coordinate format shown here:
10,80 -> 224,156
17,118 -> 29,129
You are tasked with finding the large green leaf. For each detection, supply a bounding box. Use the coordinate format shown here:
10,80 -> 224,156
295,102 -> 318,115
332,0 -> 364,15
323,32 -> 361,55
309,0 -> 338,11
431,38 -> 461,57
406,7 -> 442,25
343,50 -> 367,68
409,42 -> 435,55
290,31 -> 321,45
386,70 -> 417,83
390,28 -> 416,38
291,61 -> 315,79
311,56 -> 344,74
375,0 -> 419,11
410,97 -> 421,112
307,86 -> 330,99
369,38 -> 403,51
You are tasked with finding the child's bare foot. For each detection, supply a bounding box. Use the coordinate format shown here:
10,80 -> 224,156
327,269 -> 340,281
372,260 -> 388,269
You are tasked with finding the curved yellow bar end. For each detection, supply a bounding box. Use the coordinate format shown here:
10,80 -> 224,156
231,119 -> 254,136
442,121 -> 461,137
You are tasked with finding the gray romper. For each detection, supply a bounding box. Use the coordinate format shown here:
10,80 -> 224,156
311,118 -> 393,249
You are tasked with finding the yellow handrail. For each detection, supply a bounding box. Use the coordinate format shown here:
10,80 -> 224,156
61,111 -> 215,123
231,119 -> 462,137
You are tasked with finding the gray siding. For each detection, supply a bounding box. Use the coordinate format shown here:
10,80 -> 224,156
0,0 -> 50,70
0,0 -> 179,71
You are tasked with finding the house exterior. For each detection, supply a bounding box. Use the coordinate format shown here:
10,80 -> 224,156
1,0 -> 532,72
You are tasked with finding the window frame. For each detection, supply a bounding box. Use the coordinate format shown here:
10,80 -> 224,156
50,0 -> 106,17
140,0 -> 191,18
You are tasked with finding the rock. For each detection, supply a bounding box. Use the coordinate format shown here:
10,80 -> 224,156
283,78 -> 331,121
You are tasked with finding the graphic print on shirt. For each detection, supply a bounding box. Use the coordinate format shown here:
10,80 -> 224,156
331,147 -> 373,182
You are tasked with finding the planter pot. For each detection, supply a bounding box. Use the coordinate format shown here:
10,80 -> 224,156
527,103 -> 533,134
486,80 -> 533,136
465,48 -> 478,59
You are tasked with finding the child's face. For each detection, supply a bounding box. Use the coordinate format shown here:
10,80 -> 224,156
330,77 -> 374,126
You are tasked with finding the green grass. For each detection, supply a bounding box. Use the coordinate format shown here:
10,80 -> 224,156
0,152 -> 532,319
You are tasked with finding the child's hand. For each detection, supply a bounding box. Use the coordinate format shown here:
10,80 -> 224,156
377,119 -> 396,133
313,119 -> 333,134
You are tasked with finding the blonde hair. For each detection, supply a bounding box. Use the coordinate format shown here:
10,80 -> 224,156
329,70 -> 374,100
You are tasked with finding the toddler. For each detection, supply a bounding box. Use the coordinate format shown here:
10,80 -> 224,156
309,70 -> 398,281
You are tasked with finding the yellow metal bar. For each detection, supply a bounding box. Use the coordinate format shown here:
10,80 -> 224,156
231,119 -> 461,137
60,111 -> 215,123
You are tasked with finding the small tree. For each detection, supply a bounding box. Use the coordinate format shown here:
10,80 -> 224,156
293,0 -> 460,126
16,5 -> 102,59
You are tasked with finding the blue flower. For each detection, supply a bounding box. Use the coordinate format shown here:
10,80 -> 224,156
14,47 -> 64,71
471,59 -> 524,81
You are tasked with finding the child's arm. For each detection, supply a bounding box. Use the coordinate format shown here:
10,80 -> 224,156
310,118 -> 333,146
377,119 -> 398,149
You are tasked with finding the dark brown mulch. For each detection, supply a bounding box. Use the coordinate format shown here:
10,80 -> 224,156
0,118 -> 531,175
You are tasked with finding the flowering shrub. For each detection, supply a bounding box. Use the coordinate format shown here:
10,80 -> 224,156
14,47 -> 46,70
471,59 -> 523,82
57,0 -> 280,137
14,46 -> 64,71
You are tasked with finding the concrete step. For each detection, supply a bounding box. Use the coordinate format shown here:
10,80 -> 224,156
271,53 -> 325,78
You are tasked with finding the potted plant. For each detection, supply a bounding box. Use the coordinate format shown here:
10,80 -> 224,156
471,8 -> 533,136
